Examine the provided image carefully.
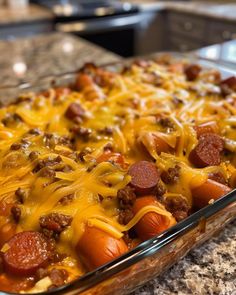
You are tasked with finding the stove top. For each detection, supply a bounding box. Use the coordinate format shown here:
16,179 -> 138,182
31,0 -> 139,19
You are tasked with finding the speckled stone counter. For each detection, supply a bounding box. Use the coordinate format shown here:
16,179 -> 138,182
133,219 -> 236,295
0,32 -> 120,87
0,4 -> 53,25
0,32 -> 235,295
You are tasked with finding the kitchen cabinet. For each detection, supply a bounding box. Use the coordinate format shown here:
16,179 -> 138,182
168,12 -> 207,41
168,36 -> 204,52
208,21 -> 236,44
166,12 -> 207,52
135,11 -> 166,55
166,11 -> 236,52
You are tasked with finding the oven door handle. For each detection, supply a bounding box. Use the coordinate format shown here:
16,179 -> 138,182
56,14 -> 143,34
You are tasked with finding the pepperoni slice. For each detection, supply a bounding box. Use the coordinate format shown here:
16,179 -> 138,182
189,133 -> 224,168
2,231 -> 52,276
128,161 -> 159,195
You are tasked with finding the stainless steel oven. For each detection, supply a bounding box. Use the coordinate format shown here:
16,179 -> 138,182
31,0 -> 141,57
56,13 -> 144,57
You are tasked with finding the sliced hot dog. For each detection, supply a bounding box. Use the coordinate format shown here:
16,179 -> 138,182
76,73 -> 94,91
191,179 -> 231,209
189,133 -> 224,168
132,196 -> 176,241
0,274 -> 34,293
2,231 -> 53,276
194,121 -> 219,138
75,73 -> 104,100
76,226 -> 128,271
184,64 -> 201,81
154,136 -> 172,155
97,151 -> 127,169
54,87 -> 71,97
139,133 -> 172,158
208,171 -> 227,185
0,201 -> 17,248
128,161 -> 160,195
65,102 -> 85,121
220,76 -> 236,95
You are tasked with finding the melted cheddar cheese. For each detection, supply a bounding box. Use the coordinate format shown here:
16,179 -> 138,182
0,58 -> 235,293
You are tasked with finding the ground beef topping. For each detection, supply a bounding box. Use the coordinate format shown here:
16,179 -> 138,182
163,196 -> 190,222
39,213 -> 72,235
117,186 -> 136,210
11,205 -> 21,223
58,194 -> 74,206
154,181 -> 166,197
48,268 -> 69,290
118,209 -> 134,225
15,187 -> 27,203
161,165 -> 181,185
117,186 -> 136,225
157,116 -> 174,130
65,102 -> 85,123
33,156 -> 65,175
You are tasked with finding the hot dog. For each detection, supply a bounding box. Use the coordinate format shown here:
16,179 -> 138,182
97,150 -> 127,169
75,73 -> 104,100
0,222 -> 16,249
0,201 -> 17,248
139,133 -> 172,157
154,136 -> 172,155
76,226 -> 128,271
191,179 -> 231,209
194,121 -> 219,138
132,196 -> 176,241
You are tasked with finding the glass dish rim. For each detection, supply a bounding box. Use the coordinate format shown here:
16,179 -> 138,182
0,52 -> 236,295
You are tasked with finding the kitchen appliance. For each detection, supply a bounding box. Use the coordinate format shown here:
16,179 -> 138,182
31,0 -> 141,57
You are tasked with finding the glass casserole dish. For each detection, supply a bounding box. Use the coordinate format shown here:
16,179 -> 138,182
0,53 -> 235,295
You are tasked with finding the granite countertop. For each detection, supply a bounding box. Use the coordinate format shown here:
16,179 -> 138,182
0,4 -> 53,26
0,32 -> 120,87
127,1 -> 236,22
134,219 -> 236,295
0,32 -> 235,295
